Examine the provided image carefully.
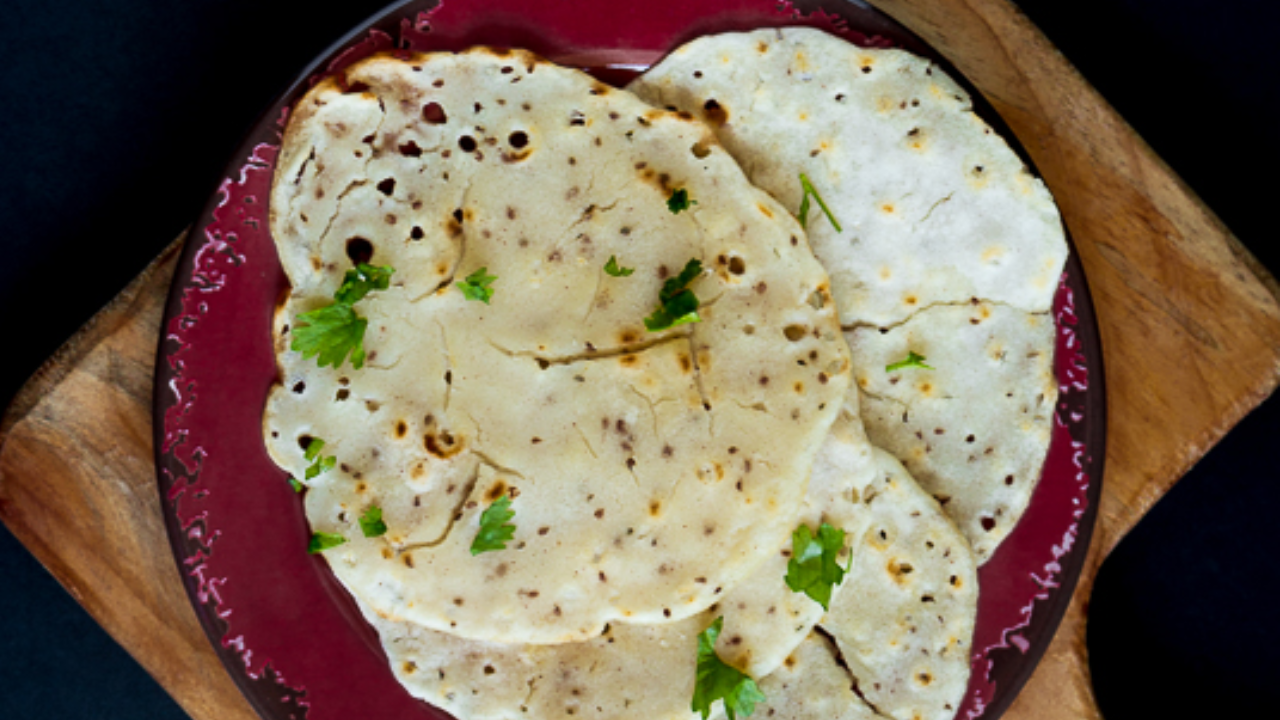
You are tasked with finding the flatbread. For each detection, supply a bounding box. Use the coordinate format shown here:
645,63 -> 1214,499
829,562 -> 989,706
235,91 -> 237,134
847,302 -> 1057,560
820,447 -> 978,720
629,27 -> 1065,561
362,599 -> 703,720
627,26 -> 1066,327
747,633 -> 887,720
714,397 -> 872,678
265,47 -> 852,644
358,416 -> 876,719
730,409 -> 978,720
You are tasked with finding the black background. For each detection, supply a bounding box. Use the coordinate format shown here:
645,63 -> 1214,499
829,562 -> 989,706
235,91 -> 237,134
1,0 -> 1278,717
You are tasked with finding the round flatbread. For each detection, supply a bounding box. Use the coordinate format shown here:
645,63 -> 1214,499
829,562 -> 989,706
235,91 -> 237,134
847,302 -> 1057,560
717,404 -> 976,720
820,446 -> 978,720
627,26 -> 1066,327
356,418 -> 874,720
265,47 -> 851,644
361,599 -> 704,720
628,27 -> 1065,562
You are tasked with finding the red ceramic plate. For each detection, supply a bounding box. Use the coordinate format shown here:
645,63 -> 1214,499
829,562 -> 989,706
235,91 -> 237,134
154,1 -> 1105,719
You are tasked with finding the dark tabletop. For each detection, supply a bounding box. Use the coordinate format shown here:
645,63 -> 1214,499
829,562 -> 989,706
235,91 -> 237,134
1,0 -> 1278,718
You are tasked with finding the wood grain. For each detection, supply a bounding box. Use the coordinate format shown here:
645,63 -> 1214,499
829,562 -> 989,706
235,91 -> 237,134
865,0 -> 1280,717
2,1 -> 1279,719
0,236 -> 259,720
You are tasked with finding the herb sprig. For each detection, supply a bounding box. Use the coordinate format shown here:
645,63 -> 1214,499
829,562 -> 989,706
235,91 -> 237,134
308,532 -> 347,554
604,256 -> 635,277
784,522 -> 851,610
668,188 -> 697,214
471,495 -> 517,555
691,617 -> 766,720
359,506 -> 388,538
457,267 -> 498,304
644,259 -> 703,332
885,351 -> 934,372
797,173 -> 842,232
289,437 -> 336,492
291,263 -> 394,369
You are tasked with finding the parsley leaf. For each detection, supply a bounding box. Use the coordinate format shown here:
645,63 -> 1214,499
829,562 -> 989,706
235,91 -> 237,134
668,188 -> 697,214
691,617 -> 766,720
292,304 -> 369,369
359,506 -> 388,538
334,263 -> 394,305
302,437 -> 337,480
885,351 -> 934,372
289,437 -> 336,490
303,437 -> 326,461
784,522 -> 851,611
797,173 -> 842,232
457,267 -> 498,304
291,263 -> 394,370
470,495 -> 516,555
604,256 -> 635,277
644,258 -> 703,332
308,532 -> 347,554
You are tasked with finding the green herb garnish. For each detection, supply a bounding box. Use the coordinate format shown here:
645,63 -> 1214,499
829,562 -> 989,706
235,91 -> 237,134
784,522 -> 851,611
644,258 -> 703,332
885,351 -> 934,372
604,255 -> 635,277
291,263 -> 394,369
797,173 -> 842,232
470,495 -> 516,555
308,532 -> 347,554
457,267 -> 498,304
668,188 -> 697,214
302,438 -> 336,480
359,506 -> 388,538
289,437 -> 335,491
691,617 -> 766,720
333,263 -> 394,304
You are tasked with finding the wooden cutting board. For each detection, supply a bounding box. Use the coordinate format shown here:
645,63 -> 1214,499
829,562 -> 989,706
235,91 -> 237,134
2,0 -> 1279,719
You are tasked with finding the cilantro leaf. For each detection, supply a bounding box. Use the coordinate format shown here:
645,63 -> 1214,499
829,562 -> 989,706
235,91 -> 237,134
645,258 -> 703,332
470,495 -> 516,555
333,263 -> 394,305
797,173 -> 842,232
604,256 -> 635,277
292,303 -> 369,369
457,267 -> 498,304
784,522 -> 851,611
303,437 -> 327,462
885,351 -> 934,372
308,532 -> 347,554
668,188 -> 697,214
692,617 -> 766,720
290,437 -> 336,489
290,264 -> 393,370
304,453 -> 336,480
359,506 -> 388,538
664,257 -> 705,299
302,437 -> 337,480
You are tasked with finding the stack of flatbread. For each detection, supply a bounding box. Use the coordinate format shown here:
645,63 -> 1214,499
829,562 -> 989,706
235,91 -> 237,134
630,28 -> 1065,563
264,26 -> 1064,720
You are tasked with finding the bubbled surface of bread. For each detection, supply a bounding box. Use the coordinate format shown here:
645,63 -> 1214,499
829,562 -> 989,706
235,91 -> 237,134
265,47 -> 851,645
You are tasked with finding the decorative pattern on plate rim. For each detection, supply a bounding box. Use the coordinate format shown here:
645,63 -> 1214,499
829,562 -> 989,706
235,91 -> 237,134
157,133 -> 314,719
957,272 -> 1100,719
